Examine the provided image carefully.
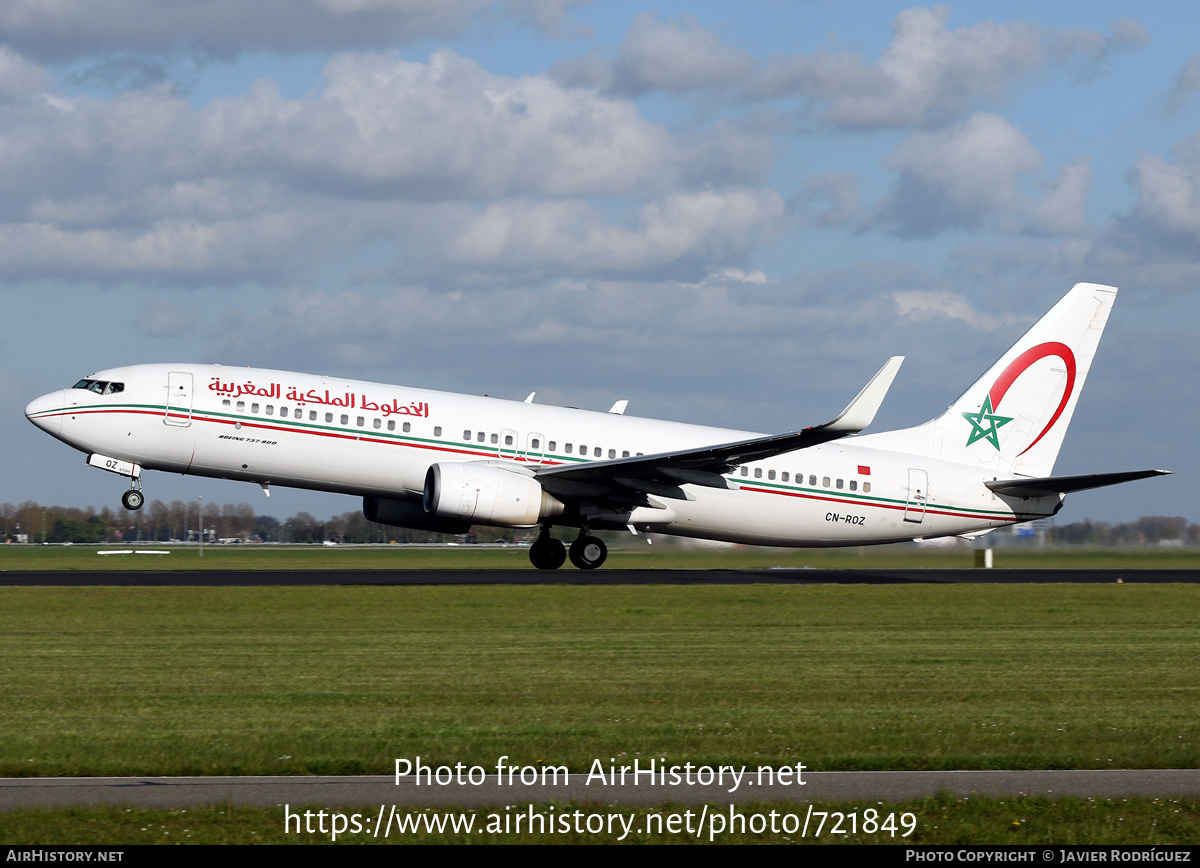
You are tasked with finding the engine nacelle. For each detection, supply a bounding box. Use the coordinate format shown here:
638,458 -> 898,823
363,496 -> 473,535
424,462 -> 564,527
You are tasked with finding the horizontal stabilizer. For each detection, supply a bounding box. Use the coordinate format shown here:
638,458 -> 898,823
985,469 -> 1171,498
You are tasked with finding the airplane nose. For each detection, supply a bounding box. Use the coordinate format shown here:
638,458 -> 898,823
25,390 -> 65,436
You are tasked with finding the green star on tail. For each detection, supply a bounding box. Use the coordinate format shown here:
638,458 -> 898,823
962,395 -> 1013,450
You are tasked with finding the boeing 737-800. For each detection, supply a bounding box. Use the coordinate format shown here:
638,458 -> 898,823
25,283 -> 1168,569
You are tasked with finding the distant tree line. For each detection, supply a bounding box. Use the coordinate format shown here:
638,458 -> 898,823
4,500 -> 1191,547
1048,516 -> 1197,546
0,500 -> 518,545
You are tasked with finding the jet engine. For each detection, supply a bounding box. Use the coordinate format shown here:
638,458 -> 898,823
363,495 -> 472,535
424,462 -> 564,527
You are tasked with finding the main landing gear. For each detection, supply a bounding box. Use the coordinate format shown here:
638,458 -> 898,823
121,479 -> 144,511
529,527 -> 566,570
528,526 -> 608,570
569,533 -> 607,570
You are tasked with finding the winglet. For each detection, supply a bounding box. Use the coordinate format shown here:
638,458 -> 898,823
823,356 -> 904,434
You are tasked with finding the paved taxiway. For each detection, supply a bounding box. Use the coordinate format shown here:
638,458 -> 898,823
2,568 -> 1198,585
3,770 -> 1200,811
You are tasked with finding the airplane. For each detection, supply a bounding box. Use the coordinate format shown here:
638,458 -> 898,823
24,282 -> 1168,570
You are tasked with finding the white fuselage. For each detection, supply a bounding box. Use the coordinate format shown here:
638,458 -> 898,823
25,363 -> 1056,546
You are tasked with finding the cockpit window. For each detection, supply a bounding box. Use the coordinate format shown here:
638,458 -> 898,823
72,379 -> 124,395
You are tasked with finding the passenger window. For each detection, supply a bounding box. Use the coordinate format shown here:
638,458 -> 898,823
373,418 -> 381,429
464,430 -> 472,440
781,472 -> 789,482
622,451 -> 629,458
222,399 -> 230,408
579,444 -> 587,455
356,416 -> 364,426
505,434 -> 513,446
309,410 -> 317,421
490,433 -> 498,444
433,426 -> 442,437
594,447 -> 601,457
266,405 -> 274,416
822,477 -> 830,487
403,422 -> 411,433
609,449 -> 616,458
280,406 -> 288,416
565,444 -> 573,454
251,403 -> 259,414
849,480 -> 857,491
531,438 -> 540,449
340,414 -> 348,425
548,441 -> 557,451
754,468 -> 762,478
477,432 -> 485,442
325,413 -> 332,423
294,408 -> 303,419
236,401 -> 245,412
387,420 -> 395,431
836,478 -> 843,489
863,482 -> 871,493
740,467 -> 748,477
768,470 -> 775,480
809,475 -> 817,486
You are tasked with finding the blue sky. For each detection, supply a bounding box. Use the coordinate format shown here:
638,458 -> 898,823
1,1 -> 1196,524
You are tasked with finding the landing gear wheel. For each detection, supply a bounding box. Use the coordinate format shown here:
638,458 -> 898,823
529,535 -> 566,570
569,535 -> 607,570
121,489 -> 144,511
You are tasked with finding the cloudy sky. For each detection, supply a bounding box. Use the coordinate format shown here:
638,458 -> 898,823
2,0 -> 1197,524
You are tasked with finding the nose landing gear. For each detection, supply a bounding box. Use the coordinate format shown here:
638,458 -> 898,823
121,480 -> 144,511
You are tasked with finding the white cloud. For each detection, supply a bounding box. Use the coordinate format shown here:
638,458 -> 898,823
608,13 -> 756,96
0,51 -> 779,284
874,112 -> 1043,237
1130,133 -> 1200,244
1162,55 -> 1200,118
562,8 -> 1147,131
892,289 -> 1024,330
1034,157 -> 1091,235
434,189 -> 786,280
0,0 -> 492,60
0,47 -> 49,101
195,50 -> 680,199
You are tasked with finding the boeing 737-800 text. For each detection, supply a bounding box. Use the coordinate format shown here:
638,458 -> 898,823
25,283 -> 1168,569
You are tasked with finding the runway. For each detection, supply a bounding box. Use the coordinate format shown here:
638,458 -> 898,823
2,568 -> 1198,586
3,770 -> 1200,811
4,567 -> 1196,812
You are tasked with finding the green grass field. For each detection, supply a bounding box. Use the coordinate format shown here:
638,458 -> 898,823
2,583 -> 1197,778
3,541 -> 1200,570
3,549 -> 1197,844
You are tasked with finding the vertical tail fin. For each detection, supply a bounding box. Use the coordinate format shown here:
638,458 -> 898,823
931,283 -> 1116,478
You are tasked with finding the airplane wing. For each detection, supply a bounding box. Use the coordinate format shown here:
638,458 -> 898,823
985,469 -> 1172,499
533,357 -> 903,502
